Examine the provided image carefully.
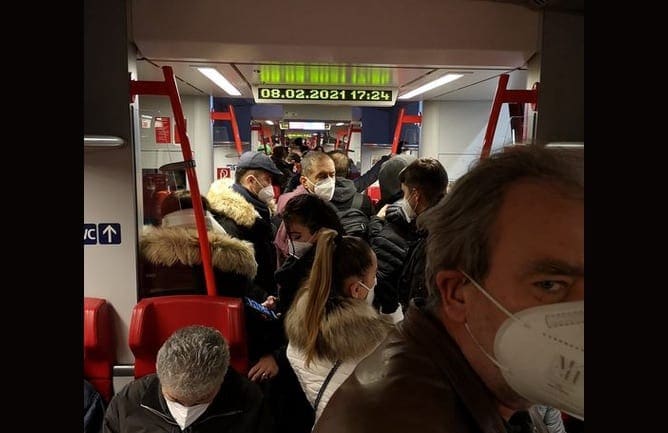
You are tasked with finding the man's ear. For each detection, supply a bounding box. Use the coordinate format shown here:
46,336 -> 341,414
299,175 -> 309,189
435,270 -> 468,323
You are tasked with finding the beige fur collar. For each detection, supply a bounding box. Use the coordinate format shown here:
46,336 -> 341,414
140,225 -> 257,279
206,181 -> 258,228
285,292 -> 391,362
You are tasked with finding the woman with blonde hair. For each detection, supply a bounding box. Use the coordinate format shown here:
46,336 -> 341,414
284,229 -> 391,423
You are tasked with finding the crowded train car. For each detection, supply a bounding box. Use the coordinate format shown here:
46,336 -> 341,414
84,0 -> 583,432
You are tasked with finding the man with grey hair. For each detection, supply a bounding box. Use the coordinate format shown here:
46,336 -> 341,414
313,146 -> 583,433
104,325 -> 269,433
274,151 -> 336,266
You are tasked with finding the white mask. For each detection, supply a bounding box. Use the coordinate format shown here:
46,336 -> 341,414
253,176 -> 275,204
396,198 -> 417,223
289,240 -> 312,258
164,398 -> 211,430
307,176 -> 335,201
461,271 -> 584,420
258,185 -> 275,204
358,277 -> 377,306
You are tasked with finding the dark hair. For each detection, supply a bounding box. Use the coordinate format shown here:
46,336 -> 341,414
287,152 -> 301,164
272,145 -> 288,160
327,150 -> 350,177
399,158 -> 449,207
283,194 -> 344,236
420,146 -> 584,308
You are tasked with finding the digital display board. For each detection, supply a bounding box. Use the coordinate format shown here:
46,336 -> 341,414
253,86 -> 397,106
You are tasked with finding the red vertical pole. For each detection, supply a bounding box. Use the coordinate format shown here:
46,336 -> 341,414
480,74 -> 509,160
162,66 -> 217,297
344,123 -> 353,155
227,105 -> 243,156
391,107 -> 405,154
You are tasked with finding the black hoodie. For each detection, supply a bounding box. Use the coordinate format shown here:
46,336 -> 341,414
330,177 -> 374,217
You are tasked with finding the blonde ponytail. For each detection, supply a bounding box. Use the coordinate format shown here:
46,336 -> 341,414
300,228 -> 338,365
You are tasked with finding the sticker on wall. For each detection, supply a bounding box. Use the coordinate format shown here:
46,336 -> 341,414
217,167 -> 231,179
155,117 -> 171,144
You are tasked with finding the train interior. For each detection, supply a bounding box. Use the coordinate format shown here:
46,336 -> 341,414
84,0 -> 583,412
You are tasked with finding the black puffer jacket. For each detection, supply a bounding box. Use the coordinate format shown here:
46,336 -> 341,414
397,231 -> 428,310
274,248 -> 316,317
206,182 -> 277,300
368,204 -> 419,313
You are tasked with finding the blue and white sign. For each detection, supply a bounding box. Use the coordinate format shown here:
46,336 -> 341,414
83,224 -> 97,245
84,223 -> 122,245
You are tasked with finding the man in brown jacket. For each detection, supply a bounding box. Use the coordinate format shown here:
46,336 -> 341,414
313,146 -> 584,433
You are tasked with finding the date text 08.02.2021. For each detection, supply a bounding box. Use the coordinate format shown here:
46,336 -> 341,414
257,88 -> 392,101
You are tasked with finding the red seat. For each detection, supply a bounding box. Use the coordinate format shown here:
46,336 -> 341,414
367,185 -> 380,206
128,295 -> 248,378
84,297 -> 115,403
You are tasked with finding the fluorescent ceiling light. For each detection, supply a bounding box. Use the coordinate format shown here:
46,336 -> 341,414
335,122 -> 345,126
265,120 -> 274,125
196,67 -> 241,96
289,121 -> 326,130
398,73 -> 464,100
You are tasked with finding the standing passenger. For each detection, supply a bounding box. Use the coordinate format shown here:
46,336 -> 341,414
313,146 -> 584,432
274,151 -> 336,266
369,158 -> 447,315
284,230 -> 392,424
138,190 -> 257,298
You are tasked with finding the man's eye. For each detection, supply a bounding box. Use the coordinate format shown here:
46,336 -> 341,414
534,280 -> 566,292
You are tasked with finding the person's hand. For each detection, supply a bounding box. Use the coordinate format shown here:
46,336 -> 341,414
376,204 -> 389,220
248,354 -> 279,382
262,295 -> 277,311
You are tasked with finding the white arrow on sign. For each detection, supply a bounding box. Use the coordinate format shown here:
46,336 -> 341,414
102,225 -> 117,243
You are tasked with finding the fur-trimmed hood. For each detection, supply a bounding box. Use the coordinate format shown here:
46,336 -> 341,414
140,225 -> 257,279
206,180 -> 258,228
285,292 -> 392,362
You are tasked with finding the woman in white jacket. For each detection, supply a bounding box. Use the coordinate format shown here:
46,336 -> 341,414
284,229 -> 392,423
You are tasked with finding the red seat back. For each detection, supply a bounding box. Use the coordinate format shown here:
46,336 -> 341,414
367,185 -> 381,206
128,295 -> 248,378
84,297 -> 115,403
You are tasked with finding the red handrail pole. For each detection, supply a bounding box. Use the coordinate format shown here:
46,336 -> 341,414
161,66 -> 217,296
344,124 -> 353,155
228,105 -> 243,156
480,74 -> 509,159
391,107 -> 406,154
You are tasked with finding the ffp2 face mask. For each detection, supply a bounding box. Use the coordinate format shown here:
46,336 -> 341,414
462,271 -> 584,420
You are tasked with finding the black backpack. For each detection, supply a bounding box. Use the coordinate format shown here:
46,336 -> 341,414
337,193 -> 369,239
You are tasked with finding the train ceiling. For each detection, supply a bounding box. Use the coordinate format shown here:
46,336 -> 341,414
131,0 -> 561,102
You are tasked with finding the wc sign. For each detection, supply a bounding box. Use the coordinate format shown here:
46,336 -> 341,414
84,223 -> 122,245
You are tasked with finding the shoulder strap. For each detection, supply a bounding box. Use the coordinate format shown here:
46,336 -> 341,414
351,192 -> 364,210
313,360 -> 342,413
